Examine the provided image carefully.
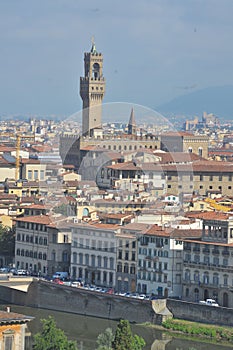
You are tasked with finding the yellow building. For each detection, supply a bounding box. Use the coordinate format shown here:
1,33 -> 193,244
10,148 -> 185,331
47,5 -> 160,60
0,309 -> 33,350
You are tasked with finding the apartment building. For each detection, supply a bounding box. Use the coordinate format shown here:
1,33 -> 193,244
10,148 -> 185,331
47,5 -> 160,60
71,222 -> 120,288
15,215 -> 51,275
182,212 -> 233,307
15,215 -> 71,276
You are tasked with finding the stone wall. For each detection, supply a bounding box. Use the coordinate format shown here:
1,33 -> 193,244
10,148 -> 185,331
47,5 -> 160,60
167,298 -> 233,327
4,280 -> 233,327
0,280 -> 158,324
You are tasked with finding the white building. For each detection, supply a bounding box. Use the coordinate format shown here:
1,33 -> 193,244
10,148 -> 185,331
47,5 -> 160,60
71,222 -> 120,288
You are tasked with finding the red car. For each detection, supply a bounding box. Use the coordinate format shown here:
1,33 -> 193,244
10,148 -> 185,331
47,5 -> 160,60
53,278 -> 64,285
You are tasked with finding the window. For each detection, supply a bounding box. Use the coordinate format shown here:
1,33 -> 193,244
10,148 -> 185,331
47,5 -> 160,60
209,175 -> 213,181
40,170 -> 45,180
110,257 -> 114,269
223,275 -> 228,286
219,175 -> 222,181
4,334 -> 13,350
34,170 -> 39,180
28,170 -> 32,180
213,273 -> 219,286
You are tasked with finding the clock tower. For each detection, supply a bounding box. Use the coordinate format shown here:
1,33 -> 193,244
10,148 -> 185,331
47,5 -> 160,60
80,39 -> 106,136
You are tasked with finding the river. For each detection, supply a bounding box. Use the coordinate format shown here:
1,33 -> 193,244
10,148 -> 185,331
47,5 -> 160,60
2,304 -> 231,350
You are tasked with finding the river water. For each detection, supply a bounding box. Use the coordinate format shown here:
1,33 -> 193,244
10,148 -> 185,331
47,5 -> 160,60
2,304 -> 231,350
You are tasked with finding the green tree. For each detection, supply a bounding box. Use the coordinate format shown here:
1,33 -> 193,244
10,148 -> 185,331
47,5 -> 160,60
0,224 -> 15,265
33,316 -> 78,350
132,334 -> 146,350
112,319 -> 145,350
96,327 -> 114,350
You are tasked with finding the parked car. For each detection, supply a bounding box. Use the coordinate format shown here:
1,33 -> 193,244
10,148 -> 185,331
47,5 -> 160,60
16,269 -> 28,276
52,271 -> 69,280
199,298 -> 219,307
53,278 -> 64,285
138,294 -> 147,300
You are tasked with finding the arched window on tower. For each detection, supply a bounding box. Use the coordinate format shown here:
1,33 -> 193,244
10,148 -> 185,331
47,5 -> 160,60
92,63 -> 100,79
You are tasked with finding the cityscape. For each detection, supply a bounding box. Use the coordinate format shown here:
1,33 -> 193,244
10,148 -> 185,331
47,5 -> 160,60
1,1 -> 233,349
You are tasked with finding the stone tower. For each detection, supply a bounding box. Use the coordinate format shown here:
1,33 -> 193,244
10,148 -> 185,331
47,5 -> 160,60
128,107 -> 137,135
80,40 -> 106,136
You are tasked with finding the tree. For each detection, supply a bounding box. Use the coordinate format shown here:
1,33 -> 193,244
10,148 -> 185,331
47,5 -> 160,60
33,316 -> 78,350
0,224 -> 15,266
96,327 -> 114,350
112,319 -> 145,350
132,334 -> 146,350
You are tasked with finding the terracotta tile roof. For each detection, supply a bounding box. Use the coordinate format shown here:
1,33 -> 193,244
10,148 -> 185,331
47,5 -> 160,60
183,239 -> 233,247
106,161 -> 142,171
153,152 -> 203,163
21,158 -> 41,164
0,310 -> 33,324
185,211 -> 229,221
122,222 -> 152,232
63,164 -> 75,169
15,215 -> 51,225
100,213 -> 133,219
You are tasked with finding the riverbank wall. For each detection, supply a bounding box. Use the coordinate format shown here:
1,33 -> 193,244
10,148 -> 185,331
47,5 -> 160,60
1,279 -> 233,327
167,298 -> 233,326
0,279 -> 171,324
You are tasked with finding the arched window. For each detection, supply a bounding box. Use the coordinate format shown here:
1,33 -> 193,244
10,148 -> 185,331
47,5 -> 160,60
21,249 -> 24,256
39,237 -> 43,245
185,269 -> 190,281
117,263 -> 122,272
26,235 -> 29,242
213,273 -> 219,286
17,249 -> 20,256
79,253 -> 83,265
73,252 -> 77,264
44,238 -> 47,245
17,233 -> 21,241
63,251 -> 68,262
38,252 -> 42,260
25,250 -> 29,257
203,272 -> 209,284
149,172 -> 153,179
34,252 -> 37,259
124,263 -> 129,273
188,147 -> 193,153
194,271 -> 199,282
198,147 -> 203,157
130,264 -> 135,274
30,251 -> 33,258
43,253 -> 47,260
92,62 -> 100,79
104,257 -> 108,268
51,250 -> 56,261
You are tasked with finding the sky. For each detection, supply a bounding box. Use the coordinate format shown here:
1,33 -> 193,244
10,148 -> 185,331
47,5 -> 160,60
1,0 -> 233,117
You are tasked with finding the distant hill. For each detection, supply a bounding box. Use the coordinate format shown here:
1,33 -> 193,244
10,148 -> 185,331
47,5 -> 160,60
156,85 -> 233,120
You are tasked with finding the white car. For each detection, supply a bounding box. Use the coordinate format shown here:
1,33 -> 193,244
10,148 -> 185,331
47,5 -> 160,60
199,298 -> 219,307
138,294 -> 146,300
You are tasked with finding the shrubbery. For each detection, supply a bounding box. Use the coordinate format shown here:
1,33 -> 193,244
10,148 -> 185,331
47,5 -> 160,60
162,318 -> 233,343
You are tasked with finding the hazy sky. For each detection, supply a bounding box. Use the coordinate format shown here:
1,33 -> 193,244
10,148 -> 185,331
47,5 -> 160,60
1,0 -> 233,116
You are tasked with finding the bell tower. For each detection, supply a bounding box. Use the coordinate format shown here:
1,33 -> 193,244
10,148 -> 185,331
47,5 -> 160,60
80,39 -> 106,136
